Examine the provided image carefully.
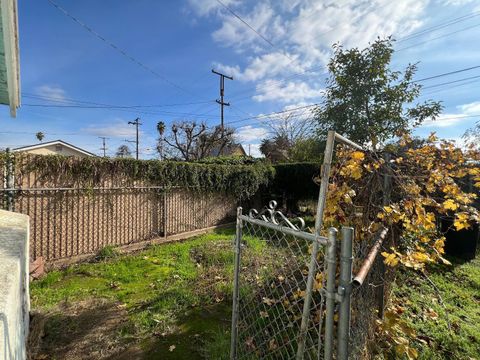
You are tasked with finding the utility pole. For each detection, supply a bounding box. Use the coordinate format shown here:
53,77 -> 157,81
127,118 -> 142,160
212,69 -> 233,131
99,137 -> 108,157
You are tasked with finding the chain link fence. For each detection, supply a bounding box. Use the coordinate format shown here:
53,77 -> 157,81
230,202 -> 331,360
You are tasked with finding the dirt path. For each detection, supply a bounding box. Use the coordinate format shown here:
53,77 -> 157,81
28,298 -> 231,360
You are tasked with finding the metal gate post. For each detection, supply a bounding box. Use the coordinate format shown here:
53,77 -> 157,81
296,131 -> 336,360
337,227 -> 354,360
324,227 -> 338,360
5,148 -> 14,211
378,153 -> 391,319
230,207 -> 243,360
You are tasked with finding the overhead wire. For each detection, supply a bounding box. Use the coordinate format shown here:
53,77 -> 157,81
396,11 -> 480,42
46,0 -> 200,98
396,22 -> 480,52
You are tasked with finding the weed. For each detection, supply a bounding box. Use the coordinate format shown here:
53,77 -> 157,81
96,245 -> 120,261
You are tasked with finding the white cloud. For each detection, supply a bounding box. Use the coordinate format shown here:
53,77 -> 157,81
234,125 -> 268,157
82,120 -> 139,138
458,101 -> 480,114
35,85 -> 67,102
252,80 -> 324,103
422,101 -> 480,128
192,0 -> 429,103
235,125 -> 268,142
441,0 -> 476,5
214,51 -> 305,83
247,143 -> 262,157
212,2 -> 285,52
422,113 -> 465,128
187,0 -> 239,16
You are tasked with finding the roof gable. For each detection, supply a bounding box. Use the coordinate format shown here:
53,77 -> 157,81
13,140 -> 97,157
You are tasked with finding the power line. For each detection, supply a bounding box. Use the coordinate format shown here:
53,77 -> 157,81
225,11 -> 480,102
21,103 -> 232,118
396,22 -> 480,52
215,0 -> 296,63
412,65 -> 480,83
225,103 -> 318,126
46,0 -> 196,97
422,74 -> 480,89
22,93 -> 213,108
396,11 -> 480,43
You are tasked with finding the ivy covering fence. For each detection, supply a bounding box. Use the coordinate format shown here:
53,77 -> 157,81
0,154 -> 323,265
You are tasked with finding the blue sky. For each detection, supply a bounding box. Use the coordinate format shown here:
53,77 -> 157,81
1,0 -> 480,157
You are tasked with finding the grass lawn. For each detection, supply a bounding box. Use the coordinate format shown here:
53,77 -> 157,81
376,257 -> 480,359
30,228 -> 240,360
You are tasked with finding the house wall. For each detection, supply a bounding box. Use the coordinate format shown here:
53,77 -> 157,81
0,210 -> 29,360
20,144 -> 90,158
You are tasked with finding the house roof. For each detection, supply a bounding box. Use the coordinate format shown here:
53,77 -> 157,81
0,0 -> 20,117
13,140 -> 97,157
209,143 -> 247,157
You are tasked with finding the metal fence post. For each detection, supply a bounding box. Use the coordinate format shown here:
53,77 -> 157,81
377,153 -> 391,319
230,207 -> 243,360
163,189 -> 168,241
337,227 -> 354,360
324,227 -> 338,360
5,148 -> 14,211
296,131 -> 336,360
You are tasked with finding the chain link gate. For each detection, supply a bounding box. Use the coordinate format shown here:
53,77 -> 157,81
230,131 -> 366,360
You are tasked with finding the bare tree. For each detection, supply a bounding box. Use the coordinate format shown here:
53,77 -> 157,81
116,145 -> 132,158
265,112 -> 313,145
163,121 -> 235,161
464,122 -> 480,148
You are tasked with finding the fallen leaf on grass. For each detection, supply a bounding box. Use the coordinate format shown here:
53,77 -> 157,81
169,345 -> 176,352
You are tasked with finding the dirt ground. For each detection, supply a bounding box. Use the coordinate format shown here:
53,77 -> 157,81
28,298 -> 133,360
28,297 -> 231,360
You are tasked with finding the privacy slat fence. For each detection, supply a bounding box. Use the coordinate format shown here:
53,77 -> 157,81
3,186 -> 236,263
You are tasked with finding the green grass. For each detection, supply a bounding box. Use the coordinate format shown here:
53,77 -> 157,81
380,257 -> 480,359
31,228 -> 240,358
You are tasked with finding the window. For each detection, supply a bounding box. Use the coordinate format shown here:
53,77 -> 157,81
55,144 -> 63,152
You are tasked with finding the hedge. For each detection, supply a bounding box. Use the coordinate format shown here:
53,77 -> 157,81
270,162 -> 321,200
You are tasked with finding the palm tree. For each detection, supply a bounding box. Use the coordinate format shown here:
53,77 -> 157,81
156,121 -> 166,160
35,132 -> 45,142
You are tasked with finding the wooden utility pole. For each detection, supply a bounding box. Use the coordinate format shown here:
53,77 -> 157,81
128,118 -> 142,160
99,137 -> 108,157
212,69 -> 233,131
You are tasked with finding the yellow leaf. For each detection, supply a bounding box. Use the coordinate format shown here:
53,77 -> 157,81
454,213 -> 470,231
382,252 -> 399,267
351,151 -> 365,161
442,199 -> 458,211
412,252 -> 429,263
384,206 -> 393,213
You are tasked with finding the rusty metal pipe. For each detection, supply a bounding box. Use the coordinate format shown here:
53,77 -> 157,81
352,228 -> 388,287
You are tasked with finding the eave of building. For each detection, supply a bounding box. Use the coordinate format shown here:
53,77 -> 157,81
12,140 -> 97,157
0,0 -> 20,117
